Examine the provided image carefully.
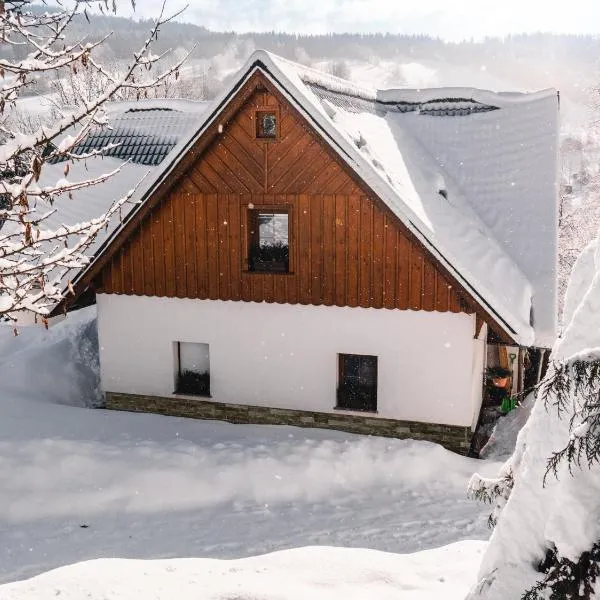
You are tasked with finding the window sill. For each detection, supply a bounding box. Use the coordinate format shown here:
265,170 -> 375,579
334,406 -> 378,416
173,391 -> 212,399
244,270 -> 295,276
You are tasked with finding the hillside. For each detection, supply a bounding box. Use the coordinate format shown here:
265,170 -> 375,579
7,12 -> 597,130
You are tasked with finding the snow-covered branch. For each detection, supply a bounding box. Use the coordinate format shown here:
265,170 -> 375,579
0,0 -> 188,321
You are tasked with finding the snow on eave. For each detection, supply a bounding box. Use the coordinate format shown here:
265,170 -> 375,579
377,87 -> 558,107
103,98 -> 210,117
62,51 -> 533,344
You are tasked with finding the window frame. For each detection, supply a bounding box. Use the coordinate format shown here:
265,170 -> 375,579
244,204 -> 293,274
336,353 -> 378,413
254,108 -> 280,141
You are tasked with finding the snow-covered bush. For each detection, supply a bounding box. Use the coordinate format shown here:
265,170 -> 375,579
467,236 -> 600,599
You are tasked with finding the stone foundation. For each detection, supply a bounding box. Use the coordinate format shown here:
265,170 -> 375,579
105,392 -> 473,454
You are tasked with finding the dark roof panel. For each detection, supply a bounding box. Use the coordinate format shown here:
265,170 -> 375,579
54,105 -> 206,165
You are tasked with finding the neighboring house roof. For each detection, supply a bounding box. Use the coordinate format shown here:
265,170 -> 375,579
44,52 -> 558,347
53,99 -> 209,166
37,100 -> 209,300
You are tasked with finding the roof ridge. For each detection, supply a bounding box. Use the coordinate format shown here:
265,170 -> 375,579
260,51 -> 377,101
305,82 -> 499,116
255,50 -> 557,108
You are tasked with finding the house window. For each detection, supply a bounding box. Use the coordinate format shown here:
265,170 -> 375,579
256,111 -> 277,139
248,209 -> 290,273
175,342 -> 210,396
337,354 -> 378,412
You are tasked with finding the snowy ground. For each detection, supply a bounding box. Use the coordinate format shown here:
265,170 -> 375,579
0,542 -> 487,600
0,308 -> 502,595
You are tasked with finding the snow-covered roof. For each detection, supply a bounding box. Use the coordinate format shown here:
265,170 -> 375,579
245,52 -> 558,346
53,99 -> 209,166
39,155 -> 151,288
51,53 -> 558,346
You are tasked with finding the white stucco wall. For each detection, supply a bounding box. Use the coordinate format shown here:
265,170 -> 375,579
97,294 -> 480,427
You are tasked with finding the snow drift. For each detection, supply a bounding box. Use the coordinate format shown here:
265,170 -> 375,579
479,394 -> 534,461
0,307 -> 101,407
0,541 -> 486,600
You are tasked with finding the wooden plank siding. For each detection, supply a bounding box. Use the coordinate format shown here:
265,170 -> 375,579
95,84 -> 487,328
100,188 -> 464,313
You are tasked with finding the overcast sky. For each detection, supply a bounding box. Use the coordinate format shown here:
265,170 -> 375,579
117,1 -> 600,40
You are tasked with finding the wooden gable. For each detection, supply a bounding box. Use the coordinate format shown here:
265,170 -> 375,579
74,71 -> 512,342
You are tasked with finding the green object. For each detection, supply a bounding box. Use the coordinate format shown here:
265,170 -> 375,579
500,395 -> 517,414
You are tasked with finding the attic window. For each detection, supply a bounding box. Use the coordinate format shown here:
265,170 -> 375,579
256,111 -> 277,139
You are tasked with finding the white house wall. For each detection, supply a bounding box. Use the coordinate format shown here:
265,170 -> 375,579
97,294 -> 479,428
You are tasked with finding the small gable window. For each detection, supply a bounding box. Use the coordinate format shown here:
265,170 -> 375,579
248,208 -> 289,273
256,111 -> 277,139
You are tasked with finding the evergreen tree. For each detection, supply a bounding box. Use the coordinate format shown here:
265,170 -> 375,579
468,239 -> 600,599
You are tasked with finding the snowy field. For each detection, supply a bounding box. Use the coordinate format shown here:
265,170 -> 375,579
0,308 -> 502,596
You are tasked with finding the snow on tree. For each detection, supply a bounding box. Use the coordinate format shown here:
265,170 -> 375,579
327,60 -> 351,80
0,0 -> 188,322
467,233 -> 600,599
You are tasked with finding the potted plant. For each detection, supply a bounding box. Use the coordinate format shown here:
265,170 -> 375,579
487,366 -> 512,388
176,369 -> 210,396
